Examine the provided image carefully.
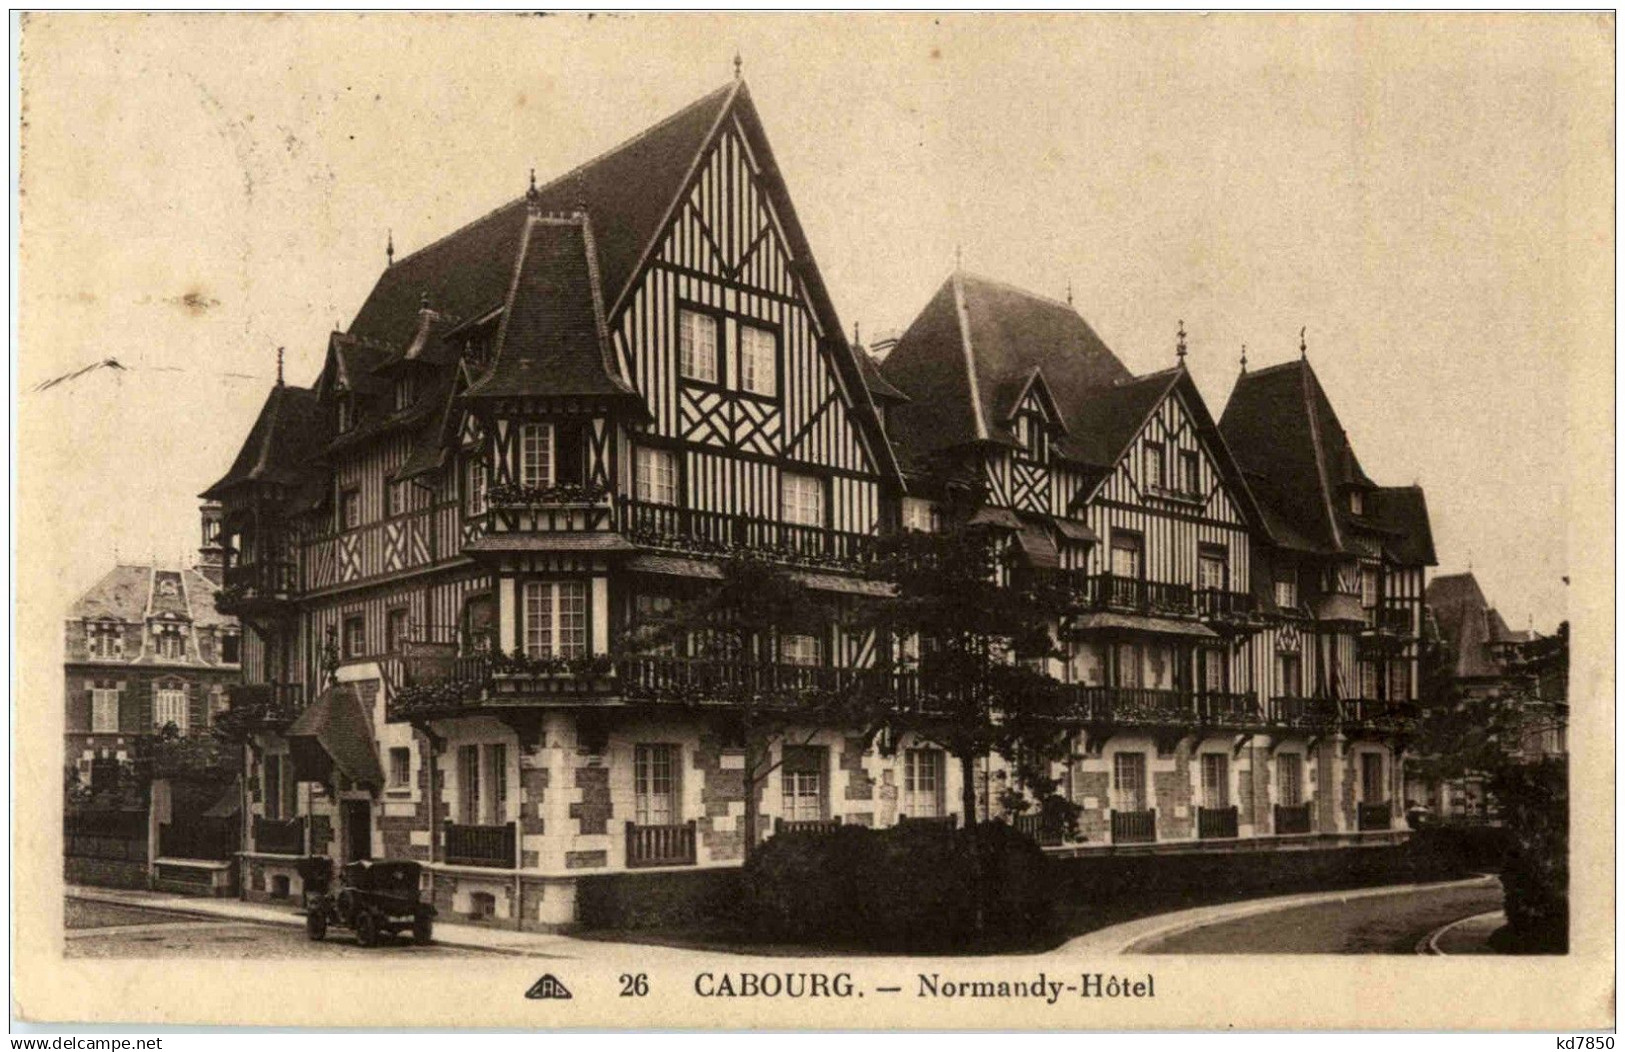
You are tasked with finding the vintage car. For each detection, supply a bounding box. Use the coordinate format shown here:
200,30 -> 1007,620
298,856 -> 435,947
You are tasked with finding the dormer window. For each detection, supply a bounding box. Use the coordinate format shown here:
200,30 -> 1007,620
86,621 -> 123,659
394,375 -> 415,412
157,579 -> 178,598
1349,490 -> 1365,516
337,394 -> 354,433
153,623 -> 185,660
1144,444 -> 1166,490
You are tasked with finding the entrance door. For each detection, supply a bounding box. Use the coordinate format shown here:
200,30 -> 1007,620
343,800 -> 373,862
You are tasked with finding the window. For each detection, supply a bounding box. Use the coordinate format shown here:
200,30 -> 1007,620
1274,573 -> 1298,610
781,472 -> 825,527
488,744 -> 508,821
1277,753 -> 1303,807
154,688 -> 187,734
220,632 -> 240,665
1349,489 -> 1365,516
1276,653 -> 1302,697
343,614 -> 366,658
1113,752 -> 1147,812
386,480 -> 405,518
780,746 -> 826,822
1181,450 -> 1201,494
901,497 -> 938,533
1358,660 -> 1379,700
678,309 -> 719,383
1199,648 -> 1227,693
1360,566 -> 1380,616
780,633 -> 823,667
1109,531 -> 1143,579
455,744 -> 507,824
263,754 -> 285,820
1359,752 -> 1385,803
1030,420 -> 1048,461
155,628 -> 184,660
1114,642 -> 1143,689
209,685 -> 228,722
465,457 -> 487,517
1388,660 -> 1411,702
634,744 -> 680,826
1144,444 -> 1165,490
519,423 -> 553,489
336,396 -> 353,433
87,622 -> 122,659
386,608 -> 409,654
739,324 -> 777,396
522,580 -> 588,659
388,747 -> 411,789
633,593 -> 678,655
1198,545 -> 1228,592
458,745 -> 481,825
394,375 -> 415,412
91,686 -> 119,733
635,447 -> 679,506
340,488 -> 361,531
1200,753 -> 1230,809
1066,641 -> 1106,686
903,748 -> 944,818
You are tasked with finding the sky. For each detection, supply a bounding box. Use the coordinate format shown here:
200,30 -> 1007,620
18,13 -> 1611,636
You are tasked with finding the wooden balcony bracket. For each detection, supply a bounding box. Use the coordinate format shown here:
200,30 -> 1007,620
1153,730 -> 1187,758
1231,732 -> 1254,759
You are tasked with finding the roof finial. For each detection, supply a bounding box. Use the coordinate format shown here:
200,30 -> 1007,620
1066,280 -> 1073,308
420,290 -> 431,312
1176,320 -> 1188,367
275,346 -> 284,386
853,320 -> 861,346
955,244 -> 962,271
1300,325 -> 1308,358
525,167 -> 540,209
1240,343 -> 1248,374
386,229 -> 394,268
734,50 -> 742,81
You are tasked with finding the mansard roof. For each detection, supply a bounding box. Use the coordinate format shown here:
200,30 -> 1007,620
879,271 -> 1134,465
1219,357 -> 1434,563
68,565 -> 234,629
200,382 -> 328,499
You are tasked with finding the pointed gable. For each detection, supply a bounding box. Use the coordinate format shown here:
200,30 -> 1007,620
201,383 -> 328,498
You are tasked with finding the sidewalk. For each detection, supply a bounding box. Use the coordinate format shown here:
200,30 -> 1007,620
1054,874 -> 1499,955
67,885 -> 597,958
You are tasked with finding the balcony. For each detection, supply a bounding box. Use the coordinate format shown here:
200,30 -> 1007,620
1111,808 -> 1157,844
1063,573 -> 1196,617
1195,691 -> 1262,725
1012,812 -> 1065,847
482,482 -> 616,536
443,821 -> 516,868
774,816 -> 843,837
1340,698 -> 1420,732
626,820 -> 697,868
1197,805 -> 1239,839
1362,604 -> 1415,636
1065,686 -> 1262,729
219,683 -> 305,735
216,560 -> 298,617
1195,588 -> 1262,629
618,499 -> 880,571
1266,696 -> 1341,729
1274,802 -> 1313,835
252,815 -> 307,856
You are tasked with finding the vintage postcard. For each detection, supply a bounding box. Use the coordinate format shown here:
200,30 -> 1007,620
12,11 -> 1614,1031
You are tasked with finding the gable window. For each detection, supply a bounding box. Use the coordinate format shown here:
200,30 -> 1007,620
1181,450 -> 1201,494
386,608 -> 409,654
1274,572 -> 1298,610
903,748 -> 945,818
519,423 -> 554,489
154,687 -> 187,734
385,480 -> 405,518
739,324 -> 777,397
634,743 -> 680,826
220,632 -> 240,665
1200,753 -> 1230,809
1276,753 -> 1303,807
901,497 -> 938,533
780,746 -> 827,822
1109,531 -> 1143,579
388,747 -> 411,790
1198,545 -> 1228,593
465,457 -> 487,517
336,395 -> 354,433
678,309 -> 719,384
90,684 -> 120,733
1028,418 -> 1048,461
394,375 -> 415,413
87,621 -> 123,659
779,633 -> 823,668
635,447 -> 679,506
1349,489 -> 1365,516
1144,444 -> 1165,490
339,488 -> 361,531
781,472 -> 825,527
522,580 -> 588,660
343,614 -> 366,658
1113,752 -> 1147,812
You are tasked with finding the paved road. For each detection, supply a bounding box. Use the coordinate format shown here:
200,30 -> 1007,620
1138,882 -> 1505,954
65,898 -> 494,959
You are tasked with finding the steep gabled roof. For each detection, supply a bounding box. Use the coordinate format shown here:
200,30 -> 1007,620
200,383 -> 328,499
464,213 -> 636,402
347,83 -> 737,351
1427,571 -> 1503,679
1370,485 -> 1438,565
880,271 -> 1134,465
1064,369 -> 1181,468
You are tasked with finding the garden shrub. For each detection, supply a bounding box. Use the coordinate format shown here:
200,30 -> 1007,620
1492,758 -> 1567,953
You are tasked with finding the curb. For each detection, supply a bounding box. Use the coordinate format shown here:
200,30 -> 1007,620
1417,910 -> 1504,956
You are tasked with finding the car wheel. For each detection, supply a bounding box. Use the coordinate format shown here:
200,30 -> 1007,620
305,911 -> 327,941
355,911 -> 379,948
413,915 -> 433,946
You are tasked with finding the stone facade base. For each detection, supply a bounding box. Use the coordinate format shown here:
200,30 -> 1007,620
239,853 -> 308,904
426,868 -> 581,932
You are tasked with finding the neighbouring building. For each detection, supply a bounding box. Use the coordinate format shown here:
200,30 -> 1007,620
1407,571 -> 1567,818
205,77 -> 1437,929
65,502 -> 242,789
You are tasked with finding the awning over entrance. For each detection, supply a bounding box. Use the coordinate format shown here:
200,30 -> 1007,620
286,683 -> 385,790
1067,611 -> 1219,640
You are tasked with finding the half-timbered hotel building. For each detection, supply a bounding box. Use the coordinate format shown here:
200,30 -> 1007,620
206,77 -> 1435,928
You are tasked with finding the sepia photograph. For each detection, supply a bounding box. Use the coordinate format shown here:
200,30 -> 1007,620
12,11 -> 1613,1031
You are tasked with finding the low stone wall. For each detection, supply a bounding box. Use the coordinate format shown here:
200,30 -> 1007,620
65,855 -> 148,890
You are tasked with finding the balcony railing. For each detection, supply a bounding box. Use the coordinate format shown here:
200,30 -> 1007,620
618,498 -> 879,569
1341,699 -> 1420,729
218,560 -> 298,611
1067,686 -> 1192,724
1266,696 -> 1341,729
444,821 -> 516,868
774,816 -> 843,837
1064,573 -> 1196,616
1111,808 -> 1157,844
1357,801 -> 1393,831
253,815 -> 306,856
1274,802 -> 1313,835
1012,812 -> 1065,847
1363,604 -> 1415,635
626,820 -> 697,868
224,683 -> 305,730
1195,691 -> 1260,724
1197,805 -> 1239,839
